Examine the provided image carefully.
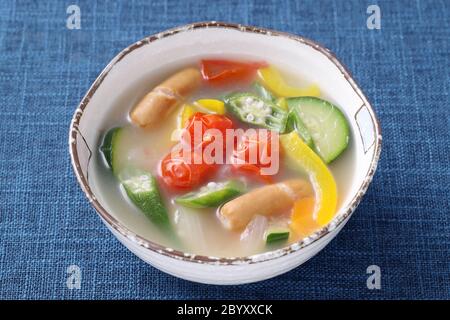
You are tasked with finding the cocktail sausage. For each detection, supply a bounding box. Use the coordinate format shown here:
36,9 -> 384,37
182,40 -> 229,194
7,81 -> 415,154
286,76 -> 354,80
218,179 -> 313,230
130,68 -> 201,128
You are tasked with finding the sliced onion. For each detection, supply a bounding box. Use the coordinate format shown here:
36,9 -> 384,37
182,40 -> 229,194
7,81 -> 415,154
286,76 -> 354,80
240,215 -> 268,255
174,208 -> 208,253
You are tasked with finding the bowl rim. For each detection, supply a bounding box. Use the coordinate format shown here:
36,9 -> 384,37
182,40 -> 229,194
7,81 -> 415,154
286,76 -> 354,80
69,21 -> 382,266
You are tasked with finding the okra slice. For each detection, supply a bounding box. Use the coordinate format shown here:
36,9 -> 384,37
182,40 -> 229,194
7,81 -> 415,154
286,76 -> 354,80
120,168 -> 172,232
224,93 -> 288,132
252,82 -> 277,103
175,180 -> 245,209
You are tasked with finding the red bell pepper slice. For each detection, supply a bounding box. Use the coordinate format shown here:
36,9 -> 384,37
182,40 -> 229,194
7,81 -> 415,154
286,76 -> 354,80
200,59 -> 267,86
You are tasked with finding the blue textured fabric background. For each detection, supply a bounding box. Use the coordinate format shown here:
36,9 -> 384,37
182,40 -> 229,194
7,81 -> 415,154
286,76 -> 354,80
0,0 -> 449,300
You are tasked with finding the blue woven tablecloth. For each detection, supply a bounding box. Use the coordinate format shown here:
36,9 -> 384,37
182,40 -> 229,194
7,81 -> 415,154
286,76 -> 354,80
0,0 -> 449,300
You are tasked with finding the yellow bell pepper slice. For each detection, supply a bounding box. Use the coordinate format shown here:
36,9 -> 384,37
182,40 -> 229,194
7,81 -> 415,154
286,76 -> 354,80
257,66 -> 320,98
180,104 -> 196,127
195,99 -> 226,115
171,104 -> 196,141
280,131 -> 337,226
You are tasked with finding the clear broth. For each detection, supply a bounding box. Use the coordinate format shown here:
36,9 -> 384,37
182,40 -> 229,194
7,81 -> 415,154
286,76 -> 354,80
92,61 -> 356,257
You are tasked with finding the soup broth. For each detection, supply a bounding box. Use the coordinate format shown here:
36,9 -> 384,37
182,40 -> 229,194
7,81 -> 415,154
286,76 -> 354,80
92,58 -> 355,257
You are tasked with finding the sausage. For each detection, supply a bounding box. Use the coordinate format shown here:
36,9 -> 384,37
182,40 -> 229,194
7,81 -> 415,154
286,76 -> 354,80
218,179 -> 313,231
130,68 -> 202,128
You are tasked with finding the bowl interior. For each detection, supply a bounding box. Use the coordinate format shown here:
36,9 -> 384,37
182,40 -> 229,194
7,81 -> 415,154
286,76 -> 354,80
70,23 -> 381,260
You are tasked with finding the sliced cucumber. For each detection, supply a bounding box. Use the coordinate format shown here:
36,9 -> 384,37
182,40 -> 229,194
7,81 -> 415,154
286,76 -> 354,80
286,97 -> 350,163
120,169 -> 172,232
286,108 -> 314,148
265,227 -> 290,244
252,82 -> 277,103
225,92 -> 288,132
100,127 -> 123,174
175,180 -> 245,208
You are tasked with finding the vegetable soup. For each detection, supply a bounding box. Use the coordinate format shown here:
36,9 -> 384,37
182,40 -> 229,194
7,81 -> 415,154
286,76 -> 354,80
94,59 -> 354,257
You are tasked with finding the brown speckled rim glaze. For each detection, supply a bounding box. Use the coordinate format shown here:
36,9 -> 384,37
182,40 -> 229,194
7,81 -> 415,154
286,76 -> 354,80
69,21 -> 382,266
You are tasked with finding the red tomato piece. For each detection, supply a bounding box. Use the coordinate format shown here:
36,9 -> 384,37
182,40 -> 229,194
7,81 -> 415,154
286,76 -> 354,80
200,59 -> 267,86
233,130 -> 274,167
160,148 -> 216,189
182,112 -> 233,150
231,130 -> 277,183
161,113 -> 234,189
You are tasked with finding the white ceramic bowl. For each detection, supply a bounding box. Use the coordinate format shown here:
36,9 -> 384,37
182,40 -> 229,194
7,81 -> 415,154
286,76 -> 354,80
69,22 -> 382,285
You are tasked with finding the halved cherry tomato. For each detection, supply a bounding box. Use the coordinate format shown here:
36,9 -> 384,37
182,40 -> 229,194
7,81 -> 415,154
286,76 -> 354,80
234,130 -> 274,166
162,113 -> 233,189
160,148 -> 216,189
182,112 -> 233,150
200,59 -> 267,86
231,130 -> 278,183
